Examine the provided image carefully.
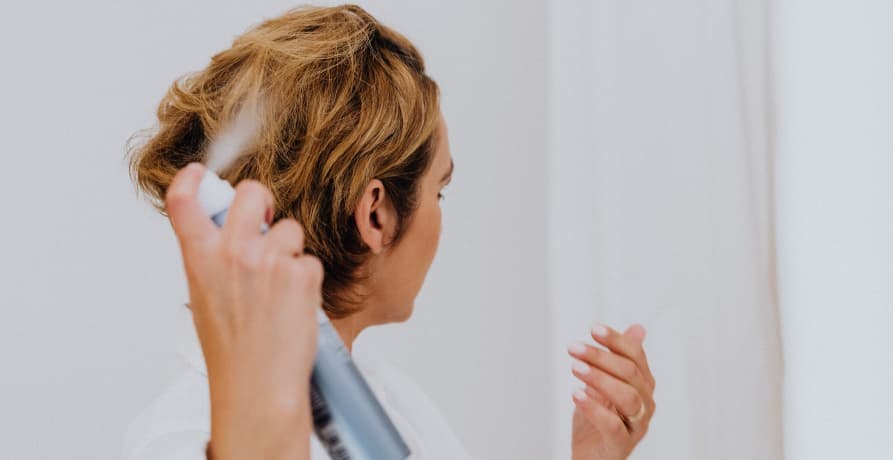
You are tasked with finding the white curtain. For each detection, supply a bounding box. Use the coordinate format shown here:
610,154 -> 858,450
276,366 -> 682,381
774,1 -> 893,459
547,1 -> 783,458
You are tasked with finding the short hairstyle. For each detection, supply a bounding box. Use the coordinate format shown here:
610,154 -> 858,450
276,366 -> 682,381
128,4 -> 440,317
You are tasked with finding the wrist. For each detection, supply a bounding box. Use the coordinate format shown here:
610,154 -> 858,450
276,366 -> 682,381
571,442 -> 603,460
209,383 -> 312,460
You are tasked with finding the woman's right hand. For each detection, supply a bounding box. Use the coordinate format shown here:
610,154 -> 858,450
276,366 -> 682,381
165,163 -> 323,460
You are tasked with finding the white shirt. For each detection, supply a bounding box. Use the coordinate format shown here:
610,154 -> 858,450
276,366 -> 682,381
122,313 -> 471,460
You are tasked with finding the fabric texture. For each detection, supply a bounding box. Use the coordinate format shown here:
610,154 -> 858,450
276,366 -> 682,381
122,311 -> 471,460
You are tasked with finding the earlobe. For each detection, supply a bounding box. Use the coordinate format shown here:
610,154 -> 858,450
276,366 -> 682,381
354,179 -> 395,254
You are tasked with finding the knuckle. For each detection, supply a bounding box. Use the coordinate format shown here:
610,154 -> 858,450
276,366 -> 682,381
284,259 -> 304,279
280,218 -> 304,235
164,189 -> 190,210
290,257 -> 324,285
273,251 -> 293,268
280,257 -> 305,280
585,346 -> 601,363
285,255 -> 306,272
302,255 -> 325,280
236,180 -> 272,201
224,242 -> 259,270
235,179 -> 261,193
621,391 -> 639,411
280,219 -> 305,244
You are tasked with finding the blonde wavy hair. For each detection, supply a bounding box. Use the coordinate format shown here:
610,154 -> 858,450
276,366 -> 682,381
128,4 -> 440,317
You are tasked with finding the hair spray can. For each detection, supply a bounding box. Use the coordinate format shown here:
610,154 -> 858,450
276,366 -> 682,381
196,170 -> 411,460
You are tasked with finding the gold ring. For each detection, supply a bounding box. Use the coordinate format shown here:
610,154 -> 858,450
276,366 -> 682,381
621,401 -> 647,425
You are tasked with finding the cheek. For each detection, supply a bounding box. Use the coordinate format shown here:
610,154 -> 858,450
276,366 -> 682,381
390,201 -> 441,303
406,200 -> 441,272
425,202 -> 442,256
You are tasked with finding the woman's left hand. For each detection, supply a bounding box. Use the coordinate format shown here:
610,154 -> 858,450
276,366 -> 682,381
567,324 -> 656,460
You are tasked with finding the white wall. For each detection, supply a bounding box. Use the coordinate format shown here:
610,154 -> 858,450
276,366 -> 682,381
774,1 -> 893,459
548,1 -> 783,459
0,1 -> 551,459
5,1 -> 891,459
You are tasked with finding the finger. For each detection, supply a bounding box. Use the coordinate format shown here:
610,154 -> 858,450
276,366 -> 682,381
572,359 -> 646,422
582,386 -> 612,408
625,324 -> 646,344
263,218 -> 305,257
591,323 -> 655,387
223,180 -> 274,243
165,163 -> 218,246
572,389 -> 630,438
567,341 -> 652,393
287,255 -> 325,298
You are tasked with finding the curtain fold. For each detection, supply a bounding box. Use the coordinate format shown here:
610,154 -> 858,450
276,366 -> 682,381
774,1 -> 893,459
548,1 -> 784,458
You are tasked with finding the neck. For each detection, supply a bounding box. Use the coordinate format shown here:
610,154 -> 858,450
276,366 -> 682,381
329,312 -> 371,352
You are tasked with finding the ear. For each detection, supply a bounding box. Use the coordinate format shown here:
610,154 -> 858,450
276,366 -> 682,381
354,179 -> 397,254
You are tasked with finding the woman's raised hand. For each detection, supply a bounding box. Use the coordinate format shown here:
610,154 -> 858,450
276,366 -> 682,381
165,163 -> 323,460
567,324 -> 656,460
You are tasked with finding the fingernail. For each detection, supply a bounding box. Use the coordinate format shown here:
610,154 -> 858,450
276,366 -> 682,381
572,360 -> 590,375
592,324 -> 608,338
567,341 -> 587,355
573,389 -> 588,402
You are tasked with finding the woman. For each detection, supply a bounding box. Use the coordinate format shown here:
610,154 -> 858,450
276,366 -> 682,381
124,5 -> 655,459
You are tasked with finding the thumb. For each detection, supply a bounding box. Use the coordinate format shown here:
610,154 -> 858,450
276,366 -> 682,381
166,163 -> 217,246
624,324 -> 647,345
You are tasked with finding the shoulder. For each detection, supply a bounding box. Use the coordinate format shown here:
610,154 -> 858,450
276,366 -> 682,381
353,350 -> 473,460
355,354 -> 442,422
123,324 -> 470,460
122,367 -> 331,460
